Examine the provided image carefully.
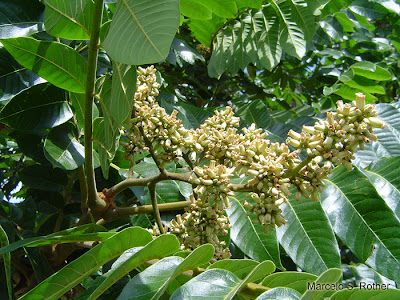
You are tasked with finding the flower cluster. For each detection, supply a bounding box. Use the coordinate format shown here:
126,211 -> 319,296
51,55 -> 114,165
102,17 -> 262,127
126,67 -> 384,260
286,93 -> 385,200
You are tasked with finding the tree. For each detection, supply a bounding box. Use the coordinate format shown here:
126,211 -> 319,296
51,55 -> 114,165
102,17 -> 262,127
0,0 -> 400,299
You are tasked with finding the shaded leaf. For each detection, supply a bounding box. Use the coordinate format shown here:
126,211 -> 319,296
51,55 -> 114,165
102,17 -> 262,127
44,123 -> 85,170
0,224 -> 12,299
0,0 -> 44,38
0,47 -> 46,103
0,84 -> 72,130
20,165 -> 68,192
1,37 -> 87,93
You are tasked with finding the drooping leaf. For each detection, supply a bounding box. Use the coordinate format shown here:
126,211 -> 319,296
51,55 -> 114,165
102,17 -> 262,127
103,0 -> 180,65
19,227 -> 153,300
256,287 -> 301,300
271,0 -> 306,59
0,47 -> 46,103
44,123 -> 85,170
43,0 -> 93,40
262,272 -> 318,294
321,166 -> 400,282
70,92 -> 99,132
166,38 -> 205,66
349,0 -> 388,19
0,84 -> 72,130
227,193 -> 283,269
0,0 -> 44,38
0,37 -> 87,93
187,13 -> 224,46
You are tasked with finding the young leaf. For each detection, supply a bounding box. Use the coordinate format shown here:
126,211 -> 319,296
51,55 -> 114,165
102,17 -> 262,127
180,0 -> 212,20
19,227 -> 153,300
103,0 -> 180,65
0,37 -> 87,93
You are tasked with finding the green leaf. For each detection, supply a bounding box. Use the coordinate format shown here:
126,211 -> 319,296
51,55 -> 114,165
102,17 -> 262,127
0,37 -> 87,93
20,165 -> 68,192
344,76 -> 386,95
0,224 -> 13,300
20,227 -> 153,300
353,103 -> 400,167
257,287 -> 302,300
180,0 -> 212,20
171,269 -> 241,299
236,100 -> 273,129
289,0 -> 315,43
0,0 -> 44,38
271,0 -> 306,59
320,16 -> 344,40
276,194 -> 341,275
187,14 -> 224,46
235,0 -> 262,9
208,259 -> 260,279
0,47 -> 46,103
44,123 -> 85,170
227,193 -> 283,269
350,0 -> 388,19
44,0 -> 93,40
351,62 -> 392,81
0,225 -> 111,255
0,84 -> 72,130
362,157 -> 400,221
110,62 -> 136,126
167,38 -> 205,66
202,0 -> 238,18
330,288 -> 400,300
372,0 -> 400,15
321,167 -> 400,282
334,84 -> 377,103
82,234 -> 181,300
300,268 -> 342,299
262,272 -> 318,294
334,12 -> 355,32
103,0 -> 180,65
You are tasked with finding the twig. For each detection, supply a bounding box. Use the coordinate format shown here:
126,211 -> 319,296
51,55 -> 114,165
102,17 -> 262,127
138,126 -> 165,174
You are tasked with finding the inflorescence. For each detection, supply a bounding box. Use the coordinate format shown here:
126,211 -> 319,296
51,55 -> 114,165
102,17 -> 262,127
125,66 -> 385,259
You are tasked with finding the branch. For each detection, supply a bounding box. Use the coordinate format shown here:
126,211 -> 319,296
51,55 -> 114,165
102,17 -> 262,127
282,156 -> 313,179
138,126 -> 165,174
84,0 -> 105,210
104,170 -> 192,198
149,182 -> 164,234
103,201 -> 191,222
